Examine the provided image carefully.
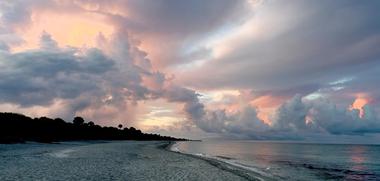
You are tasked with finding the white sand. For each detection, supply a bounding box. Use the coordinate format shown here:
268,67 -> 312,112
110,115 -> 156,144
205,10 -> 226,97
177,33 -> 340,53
0,141 -> 263,180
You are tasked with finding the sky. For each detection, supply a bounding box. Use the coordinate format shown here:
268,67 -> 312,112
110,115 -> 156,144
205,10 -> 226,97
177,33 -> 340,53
1,0 -> 380,142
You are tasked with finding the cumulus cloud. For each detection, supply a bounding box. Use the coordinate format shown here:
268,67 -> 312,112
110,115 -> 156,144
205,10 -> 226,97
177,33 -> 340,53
0,29 -> 167,124
0,0 -> 194,127
185,94 -> 380,139
301,99 -> 380,135
0,45 -> 112,106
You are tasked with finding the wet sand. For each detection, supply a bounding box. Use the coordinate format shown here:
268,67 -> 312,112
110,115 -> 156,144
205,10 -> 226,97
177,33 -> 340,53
0,141 -> 261,180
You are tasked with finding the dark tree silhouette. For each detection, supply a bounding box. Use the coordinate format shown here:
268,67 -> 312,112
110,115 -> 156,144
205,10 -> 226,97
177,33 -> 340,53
0,112 -> 187,143
54,118 -> 65,123
88,121 -> 95,127
118,124 -> 123,129
73,117 -> 85,126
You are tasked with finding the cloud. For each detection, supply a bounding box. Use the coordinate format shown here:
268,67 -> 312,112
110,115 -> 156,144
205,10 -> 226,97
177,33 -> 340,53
0,30 -> 165,124
92,0 -> 254,68
177,1 -> 380,102
39,31 -> 58,50
301,98 -> 380,135
158,84 -> 380,139
163,85 -> 205,122
187,94 -> 380,139
0,46 -> 112,106
0,0 -> 33,28
1,0 -> 380,140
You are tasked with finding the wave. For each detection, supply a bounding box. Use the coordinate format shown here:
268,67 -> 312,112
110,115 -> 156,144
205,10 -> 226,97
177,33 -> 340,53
274,160 -> 379,180
49,149 -> 75,158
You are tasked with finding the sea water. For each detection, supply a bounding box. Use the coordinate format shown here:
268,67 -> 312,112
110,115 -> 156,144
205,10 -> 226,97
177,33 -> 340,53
173,140 -> 380,180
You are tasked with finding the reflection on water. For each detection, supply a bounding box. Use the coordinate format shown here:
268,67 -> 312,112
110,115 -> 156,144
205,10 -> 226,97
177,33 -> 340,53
175,141 -> 380,180
346,145 -> 370,180
350,146 -> 366,169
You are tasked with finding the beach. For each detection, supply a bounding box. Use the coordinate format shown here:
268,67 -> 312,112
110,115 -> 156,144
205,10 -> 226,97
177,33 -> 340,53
0,141 -> 262,181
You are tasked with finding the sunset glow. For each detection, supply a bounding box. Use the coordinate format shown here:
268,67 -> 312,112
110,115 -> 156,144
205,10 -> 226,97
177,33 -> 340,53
2,1 -> 380,180
13,11 -> 114,51
1,0 -> 380,140
351,97 -> 369,118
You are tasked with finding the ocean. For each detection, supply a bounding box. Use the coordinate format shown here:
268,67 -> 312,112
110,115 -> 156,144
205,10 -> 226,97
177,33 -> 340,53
172,140 -> 380,180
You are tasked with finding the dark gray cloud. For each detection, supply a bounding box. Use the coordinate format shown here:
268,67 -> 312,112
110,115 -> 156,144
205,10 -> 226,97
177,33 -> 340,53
179,0 -> 380,102
164,85 -> 205,121
0,0 -> 32,27
0,31 -> 167,122
90,0 -> 253,67
0,42 -> 114,106
121,0 -> 249,34
0,0 -> 55,29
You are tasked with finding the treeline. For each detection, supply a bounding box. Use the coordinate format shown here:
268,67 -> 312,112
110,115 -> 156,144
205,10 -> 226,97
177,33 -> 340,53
0,112 -> 187,143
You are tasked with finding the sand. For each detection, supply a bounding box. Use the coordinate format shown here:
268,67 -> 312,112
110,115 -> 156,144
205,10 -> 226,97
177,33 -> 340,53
0,141 -> 263,181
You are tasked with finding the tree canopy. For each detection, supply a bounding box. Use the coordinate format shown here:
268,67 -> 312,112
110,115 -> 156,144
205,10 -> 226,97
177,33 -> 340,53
0,112 -> 187,143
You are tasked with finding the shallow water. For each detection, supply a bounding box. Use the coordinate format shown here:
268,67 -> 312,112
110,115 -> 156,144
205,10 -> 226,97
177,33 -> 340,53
173,140 -> 380,180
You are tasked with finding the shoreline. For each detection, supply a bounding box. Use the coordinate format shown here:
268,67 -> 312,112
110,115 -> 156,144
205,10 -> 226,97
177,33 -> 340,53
163,141 -> 275,181
0,141 -> 255,180
1,140 -> 274,180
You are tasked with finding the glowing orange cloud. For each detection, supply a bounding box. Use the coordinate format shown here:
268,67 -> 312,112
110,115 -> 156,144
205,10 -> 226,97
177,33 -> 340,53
256,109 -> 272,125
350,95 -> 369,118
13,10 -> 114,52
250,95 -> 286,125
250,95 -> 285,108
